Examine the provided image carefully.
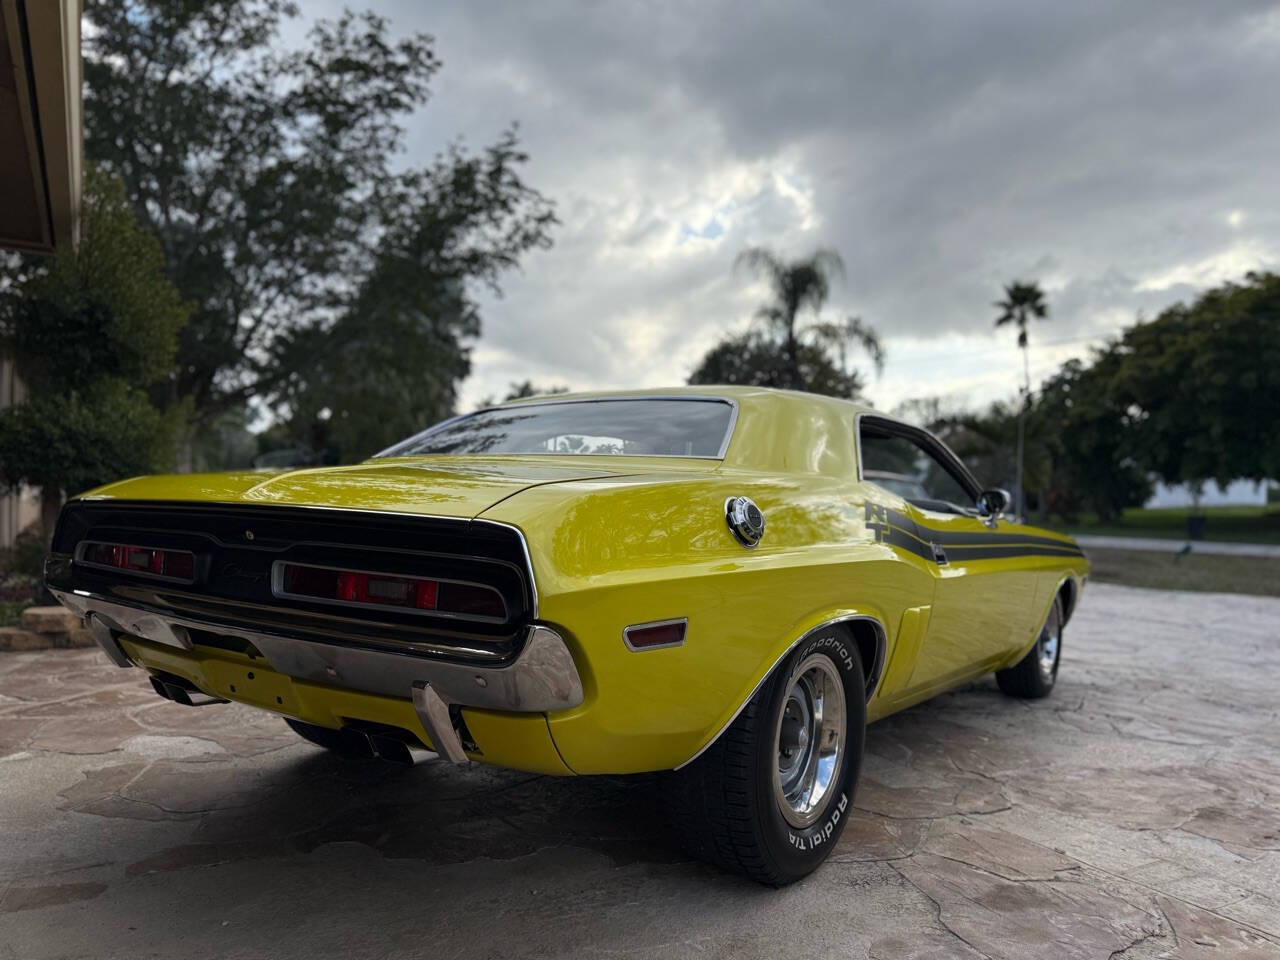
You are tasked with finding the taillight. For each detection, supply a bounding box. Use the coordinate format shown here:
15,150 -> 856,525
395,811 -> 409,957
79,542 -> 195,580
276,562 -> 505,620
334,570 -> 438,610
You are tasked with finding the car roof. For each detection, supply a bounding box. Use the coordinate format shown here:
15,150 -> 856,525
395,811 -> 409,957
497,384 -> 875,415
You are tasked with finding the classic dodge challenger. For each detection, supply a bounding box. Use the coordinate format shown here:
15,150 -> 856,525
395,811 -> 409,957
46,387 -> 1087,884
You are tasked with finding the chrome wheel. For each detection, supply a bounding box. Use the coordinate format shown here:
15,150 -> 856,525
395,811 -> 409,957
773,653 -> 846,829
1038,612 -> 1061,680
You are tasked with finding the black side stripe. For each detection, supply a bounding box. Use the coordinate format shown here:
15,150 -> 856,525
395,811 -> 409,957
923,526 -> 1087,550
865,503 -> 1085,562
943,544 -> 1085,561
879,523 -> 936,562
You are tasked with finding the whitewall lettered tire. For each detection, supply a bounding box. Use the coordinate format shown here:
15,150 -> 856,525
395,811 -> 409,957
667,628 -> 867,885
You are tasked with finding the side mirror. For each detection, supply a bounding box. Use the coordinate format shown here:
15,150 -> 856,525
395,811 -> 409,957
978,488 -> 1011,518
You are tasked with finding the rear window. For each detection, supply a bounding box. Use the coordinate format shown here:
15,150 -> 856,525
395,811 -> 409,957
377,398 -> 735,458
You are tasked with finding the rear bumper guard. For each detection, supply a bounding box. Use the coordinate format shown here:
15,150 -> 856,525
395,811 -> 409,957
52,589 -> 584,763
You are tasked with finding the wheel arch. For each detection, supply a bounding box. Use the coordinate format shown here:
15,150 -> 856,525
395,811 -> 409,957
1057,574 -> 1080,625
674,611 -> 886,771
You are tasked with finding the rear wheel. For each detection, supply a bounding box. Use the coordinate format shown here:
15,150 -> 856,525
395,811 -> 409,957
996,594 -> 1063,698
667,630 -> 866,885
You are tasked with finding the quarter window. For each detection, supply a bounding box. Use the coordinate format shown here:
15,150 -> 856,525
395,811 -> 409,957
859,421 -> 976,514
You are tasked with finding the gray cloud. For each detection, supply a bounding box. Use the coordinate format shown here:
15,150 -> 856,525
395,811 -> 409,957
298,0 -> 1280,407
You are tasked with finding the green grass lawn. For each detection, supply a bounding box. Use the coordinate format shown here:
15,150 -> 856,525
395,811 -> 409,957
1085,548 -> 1280,597
1050,504 -> 1280,545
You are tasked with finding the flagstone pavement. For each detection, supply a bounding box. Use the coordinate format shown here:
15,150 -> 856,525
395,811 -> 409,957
1,583 -> 1278,959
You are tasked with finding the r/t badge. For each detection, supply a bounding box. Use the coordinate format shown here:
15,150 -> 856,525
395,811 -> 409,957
865,503 -> 889,544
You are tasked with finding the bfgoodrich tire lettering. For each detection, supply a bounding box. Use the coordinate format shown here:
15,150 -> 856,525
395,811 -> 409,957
666,629 -> 867,885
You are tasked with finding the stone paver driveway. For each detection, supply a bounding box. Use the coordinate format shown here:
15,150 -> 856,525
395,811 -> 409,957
1,583 -> 1278,959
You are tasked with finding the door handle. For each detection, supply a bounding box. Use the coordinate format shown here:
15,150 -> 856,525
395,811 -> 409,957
931,542 -> 948,565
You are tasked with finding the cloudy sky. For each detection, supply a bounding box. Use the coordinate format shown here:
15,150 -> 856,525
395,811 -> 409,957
299,0 -> 1279,413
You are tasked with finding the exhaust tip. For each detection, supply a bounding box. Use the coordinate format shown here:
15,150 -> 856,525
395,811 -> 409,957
147,671 -> 229,707
368,733 -> 415,766
284,718 -> 434,765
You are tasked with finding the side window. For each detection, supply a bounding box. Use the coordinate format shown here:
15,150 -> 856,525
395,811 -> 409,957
858,423 -> 975,513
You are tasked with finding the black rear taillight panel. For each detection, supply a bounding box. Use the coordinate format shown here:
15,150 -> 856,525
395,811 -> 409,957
46,501 -> 534,657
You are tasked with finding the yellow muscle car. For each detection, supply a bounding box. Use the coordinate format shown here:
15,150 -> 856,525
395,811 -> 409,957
46,387 -> 1087,884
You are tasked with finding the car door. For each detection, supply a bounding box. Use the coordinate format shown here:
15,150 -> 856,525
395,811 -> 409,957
858,416 -> 1040,693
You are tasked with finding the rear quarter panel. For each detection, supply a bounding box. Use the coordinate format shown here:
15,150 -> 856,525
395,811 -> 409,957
483,470 -> 938,773
485,466 -> 1088,775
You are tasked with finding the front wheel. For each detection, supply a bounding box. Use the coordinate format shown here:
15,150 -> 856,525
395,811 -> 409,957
996,594 -> 1063,698
666,631 -> 866,885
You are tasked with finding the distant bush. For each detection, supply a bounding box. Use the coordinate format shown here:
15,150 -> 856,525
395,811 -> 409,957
0,531 -> 45,626
9,530 -> 46,579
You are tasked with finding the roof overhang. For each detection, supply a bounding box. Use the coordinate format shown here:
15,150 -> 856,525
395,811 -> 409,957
0,0 -> 82,254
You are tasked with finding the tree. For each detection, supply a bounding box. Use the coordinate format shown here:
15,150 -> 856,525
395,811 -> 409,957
1110,271 -> 1280,492
0,170 -> 190,534
83,1 -> 555,453
889,396 -> 968,433
897,396 -> 1053,511
690,248 -> 884,398
478,381 -> 571,408
689,330 -> 868,397
1032,356 -> 1151,522
809,315 -> 886,380
736,247 -> 842,388
269,132 -> 556,462
952,403 -> 1050,501
893,379 -> 1149,523
994,281 -> 1049,387
993,279 -> 1050,517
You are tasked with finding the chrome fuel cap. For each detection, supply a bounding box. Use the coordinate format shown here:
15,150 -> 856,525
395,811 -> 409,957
725,496 -> 765,547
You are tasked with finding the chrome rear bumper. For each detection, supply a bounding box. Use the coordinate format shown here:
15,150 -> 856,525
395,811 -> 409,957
52,589 -> 584,763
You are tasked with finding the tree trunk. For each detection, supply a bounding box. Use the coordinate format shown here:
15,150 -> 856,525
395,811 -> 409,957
785,329 -> 800,390
1014,406 -> 1025,521
1014,342 -> 1030,519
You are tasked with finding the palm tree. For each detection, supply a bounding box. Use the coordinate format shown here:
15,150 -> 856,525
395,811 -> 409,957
993,280 -> 1049,394
735,247 -> 883,391
993,280 -> 1050,518
810,316 -> 886,379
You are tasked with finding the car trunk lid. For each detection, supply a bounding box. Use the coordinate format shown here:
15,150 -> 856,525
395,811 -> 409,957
79,457 -> 628,519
